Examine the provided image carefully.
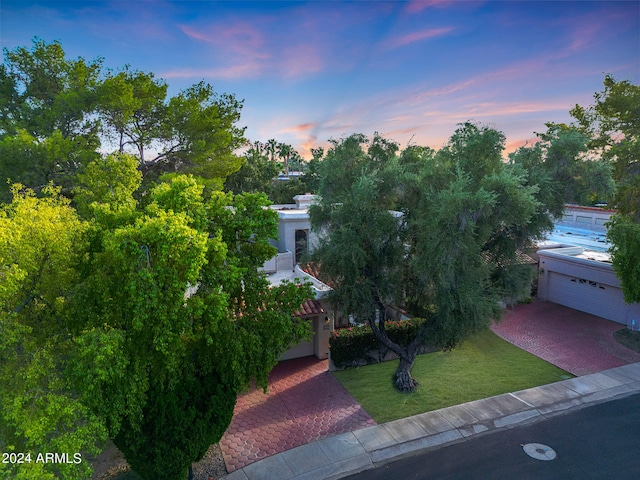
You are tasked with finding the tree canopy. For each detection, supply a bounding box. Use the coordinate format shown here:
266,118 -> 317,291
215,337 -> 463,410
0,155 -> 312,479
0,39 -> 246,201
225,139 -> 317,203
508,123 -> 615,211
310,125 -> 549,392
571,74 -> 640,220
570,75 -> 640,303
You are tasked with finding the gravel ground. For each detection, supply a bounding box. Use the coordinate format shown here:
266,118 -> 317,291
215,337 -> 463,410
91,441 -> 228,480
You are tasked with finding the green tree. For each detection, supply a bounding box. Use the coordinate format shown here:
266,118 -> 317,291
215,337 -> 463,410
98,68 -> 167,160
571,75 -> 640,302
277,142 -> 292,176
509,123 -> 614,210
225,140 -> 280,195
1,159 -> 312,479
0,39 -> 102,200
311,126 -> 544,392
571,74 -> 640,219
0,39 -> 246,200
607,215 -> 640,303
0,185 -> 106,480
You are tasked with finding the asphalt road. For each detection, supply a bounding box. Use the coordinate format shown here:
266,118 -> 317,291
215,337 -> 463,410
344,393 -> 640,480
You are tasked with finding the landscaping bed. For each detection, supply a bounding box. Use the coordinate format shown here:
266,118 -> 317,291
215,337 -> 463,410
614,328 -> 640,353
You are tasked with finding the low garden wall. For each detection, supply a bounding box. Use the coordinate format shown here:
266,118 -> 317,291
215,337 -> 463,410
328,318 -> 434,371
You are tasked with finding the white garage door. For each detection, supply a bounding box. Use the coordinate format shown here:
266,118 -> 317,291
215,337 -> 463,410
547,272 -> 627,323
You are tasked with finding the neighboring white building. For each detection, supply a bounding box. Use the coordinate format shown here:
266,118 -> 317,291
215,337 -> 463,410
557,205 -> 615,233
537,205 -> 639,327
262,195 -> 334,361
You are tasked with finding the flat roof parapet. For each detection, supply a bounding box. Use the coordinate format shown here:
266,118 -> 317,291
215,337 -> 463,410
293,194 -> 318,209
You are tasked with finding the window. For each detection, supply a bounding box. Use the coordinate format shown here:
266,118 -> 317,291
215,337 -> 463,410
570,277 -> 605,290
295,229 -> 308,264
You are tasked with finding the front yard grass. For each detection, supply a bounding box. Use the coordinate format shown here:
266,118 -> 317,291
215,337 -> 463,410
332,328 -> 573,424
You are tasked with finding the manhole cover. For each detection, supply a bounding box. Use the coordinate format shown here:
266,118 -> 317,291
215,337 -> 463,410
522,443 -> 557,461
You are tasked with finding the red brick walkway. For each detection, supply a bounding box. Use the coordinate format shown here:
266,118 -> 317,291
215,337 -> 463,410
492,300 -> 640,376
220,357 -> 375,472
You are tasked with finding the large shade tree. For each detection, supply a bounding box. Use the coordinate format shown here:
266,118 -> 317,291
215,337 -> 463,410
0,39 -> 102,200
571,75 -> 640,303
311,125 -> 550,392
508,123 -> 615,211
0,154 -> 311,479
0,39 -> 246,201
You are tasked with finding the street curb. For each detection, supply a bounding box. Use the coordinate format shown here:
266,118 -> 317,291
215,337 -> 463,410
224,362 -> 640,480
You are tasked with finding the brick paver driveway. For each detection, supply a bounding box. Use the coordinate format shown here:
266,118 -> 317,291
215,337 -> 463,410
492,300 -> 640,376
220,356 -> 375,472
221,301 -> 640,473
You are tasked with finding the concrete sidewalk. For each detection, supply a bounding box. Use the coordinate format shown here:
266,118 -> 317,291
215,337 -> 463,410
224,362 -> 640,480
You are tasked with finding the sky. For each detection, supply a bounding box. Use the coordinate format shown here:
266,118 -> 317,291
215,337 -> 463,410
1,0 -> 639,159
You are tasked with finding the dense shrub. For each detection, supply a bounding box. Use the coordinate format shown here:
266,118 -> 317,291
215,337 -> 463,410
329,318 -> 428,369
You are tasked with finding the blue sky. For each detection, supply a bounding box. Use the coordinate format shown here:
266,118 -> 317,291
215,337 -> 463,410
2,1 -> 638,158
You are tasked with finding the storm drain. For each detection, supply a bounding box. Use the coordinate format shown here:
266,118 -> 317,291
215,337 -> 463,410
522,443 -> 557,461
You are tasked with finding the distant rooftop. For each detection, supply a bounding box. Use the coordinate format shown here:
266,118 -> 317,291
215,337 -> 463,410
538,245 -> 612,264
543,225 -> 610,252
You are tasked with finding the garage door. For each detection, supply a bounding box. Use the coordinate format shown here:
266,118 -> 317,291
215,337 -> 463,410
547,272 -> 627,323
279,320 -> 315,361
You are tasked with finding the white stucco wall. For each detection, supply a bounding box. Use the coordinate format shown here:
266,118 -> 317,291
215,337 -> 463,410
538,248 -> 640,326
558,205 -> 615,232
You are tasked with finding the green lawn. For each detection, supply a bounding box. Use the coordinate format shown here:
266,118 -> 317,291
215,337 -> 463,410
332,328 -> 573,423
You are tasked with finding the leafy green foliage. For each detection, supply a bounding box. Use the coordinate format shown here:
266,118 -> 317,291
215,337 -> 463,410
0,185 -> 106,480
225,141 -> 281,195
509,123 -> 614,211
1,167 -> 312,479
225,139 -> 318,203
0,39 -> 102,201
312,126 -> 546,392
571,74 -> 640,220
0,39 -> 246,201
571,75 -> 640,304
607,215 -> 640,303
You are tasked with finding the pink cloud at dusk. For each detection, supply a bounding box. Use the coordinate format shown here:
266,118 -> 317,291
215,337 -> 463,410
404,0 -> 456,14
6,0 -> 635,162
177,15 -> 334,81
160,64 -> 264,80
180,23 -> 268,58
382,27 -> 455,50
505,137 -> 542,155
282,123 -> 317,134
280,44 -> 325,78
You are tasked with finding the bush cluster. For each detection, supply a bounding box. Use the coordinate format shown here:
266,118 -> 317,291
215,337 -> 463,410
329,318 -> 428,369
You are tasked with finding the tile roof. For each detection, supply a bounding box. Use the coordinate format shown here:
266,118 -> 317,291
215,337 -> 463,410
294,298 -> 325,317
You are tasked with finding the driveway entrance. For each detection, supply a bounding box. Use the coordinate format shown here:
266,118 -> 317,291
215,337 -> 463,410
219,356 -> 375,473
492,300 -> 640,376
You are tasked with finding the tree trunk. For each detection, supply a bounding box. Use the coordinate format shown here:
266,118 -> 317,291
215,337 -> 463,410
366,299 -> 421,393
395,355 -> 419,392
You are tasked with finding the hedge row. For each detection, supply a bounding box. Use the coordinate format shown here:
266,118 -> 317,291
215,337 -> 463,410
329,318 -> 428,370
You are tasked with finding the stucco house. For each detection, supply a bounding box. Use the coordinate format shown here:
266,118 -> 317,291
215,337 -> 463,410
537,246 -> 640,327
537,206 -> 640,328
268,200 -> 639,361
262,195 -> 334,361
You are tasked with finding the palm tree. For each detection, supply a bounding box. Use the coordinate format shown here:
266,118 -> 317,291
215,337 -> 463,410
277,142 -> 292,177
266,138 -> 278,163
